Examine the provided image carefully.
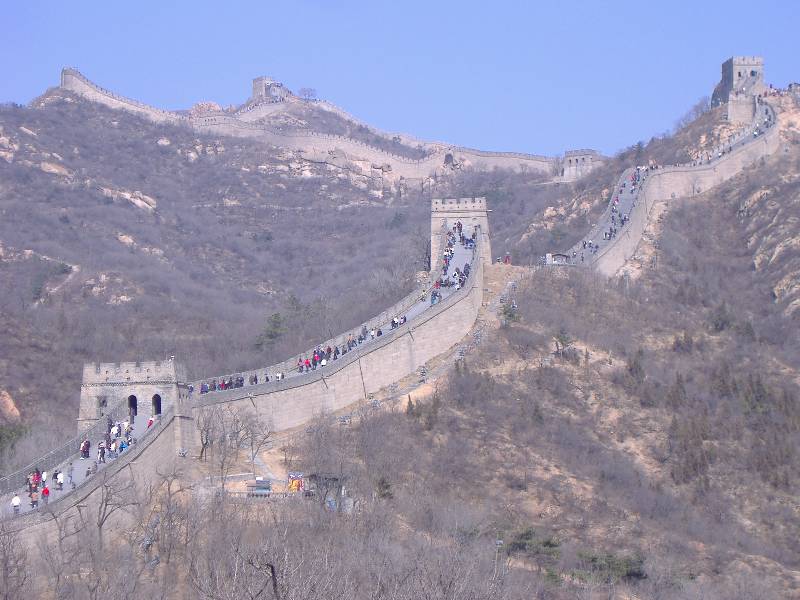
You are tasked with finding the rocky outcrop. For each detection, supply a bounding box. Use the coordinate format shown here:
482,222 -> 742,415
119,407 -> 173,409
98,185 -> 157,212
0,390 -> 21,422
40,161 -> 71,177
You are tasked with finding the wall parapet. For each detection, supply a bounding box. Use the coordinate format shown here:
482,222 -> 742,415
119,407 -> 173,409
194,240 -> 483,410
586,102 -> 780,276
192,225 -> 476,390
60,68 -> 185,125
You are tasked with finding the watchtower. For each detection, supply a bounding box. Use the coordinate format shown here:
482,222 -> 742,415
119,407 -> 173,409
251,76 -> 290,103
431,198 -> 491,268
562,149 -> 602,181
711,57 -> 766,123
77,359 -> 186,434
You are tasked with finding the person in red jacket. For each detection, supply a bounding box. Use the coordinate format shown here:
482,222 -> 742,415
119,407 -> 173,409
41,485 -> 50,505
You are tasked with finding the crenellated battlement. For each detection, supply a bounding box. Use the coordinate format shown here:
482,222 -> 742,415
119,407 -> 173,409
81,359 -> 183,385
432,197 -> 487,212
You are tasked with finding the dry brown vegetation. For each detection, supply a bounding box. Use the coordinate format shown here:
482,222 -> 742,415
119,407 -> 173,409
1,87 -> 798,598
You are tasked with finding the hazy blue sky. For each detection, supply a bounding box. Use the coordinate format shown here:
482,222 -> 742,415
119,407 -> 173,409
3,0 -> 799,155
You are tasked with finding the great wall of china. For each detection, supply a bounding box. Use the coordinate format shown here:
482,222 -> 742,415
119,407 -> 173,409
554,56 -> 785,277
58,67 -> 602,182
1,197 -> 491,529
2,56 -> 791,530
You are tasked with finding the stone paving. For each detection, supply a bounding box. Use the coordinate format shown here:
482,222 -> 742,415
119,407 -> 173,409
3,412 -> 166,518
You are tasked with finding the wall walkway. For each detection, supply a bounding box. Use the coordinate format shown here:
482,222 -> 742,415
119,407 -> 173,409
560,100 -> 782,276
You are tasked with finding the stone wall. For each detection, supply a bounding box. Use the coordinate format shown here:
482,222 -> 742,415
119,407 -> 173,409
593,115 -> 782,277
6,412 -> 180,534
728,93 -> 757,124
60,68 -> 184,126
5,248 -> 482,527
57,68 -> 601,181
183,243 -> 484,453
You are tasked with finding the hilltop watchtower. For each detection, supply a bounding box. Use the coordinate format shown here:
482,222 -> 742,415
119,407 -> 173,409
251,77 -> 291,103
712,57 -> 766,124
431,198 -> 491,268
77,359 -> 187,434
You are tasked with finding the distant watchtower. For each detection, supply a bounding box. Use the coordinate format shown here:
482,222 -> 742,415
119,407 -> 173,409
562,150 -> 602,181
711,57 -> 766,124
77,359 -> 187,434
251,77 -> 291,103
431,198 -> 491,268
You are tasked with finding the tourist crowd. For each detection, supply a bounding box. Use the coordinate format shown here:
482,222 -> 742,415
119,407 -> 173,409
562,97 -> 776,266
9,416 -> 140,515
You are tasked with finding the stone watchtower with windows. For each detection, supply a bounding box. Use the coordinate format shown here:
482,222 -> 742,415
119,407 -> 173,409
711,57 -> 766,124
431,198 -> 492,267
562,150 -> 602,181
77,359 -> 187,434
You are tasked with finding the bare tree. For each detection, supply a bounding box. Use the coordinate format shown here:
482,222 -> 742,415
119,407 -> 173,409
88,466 -> 140,551
242,411 -> 274,478
196,405 -> 219,462
212,407 -> 247,490
298,87 -> 317,101
0,523 -> 28,600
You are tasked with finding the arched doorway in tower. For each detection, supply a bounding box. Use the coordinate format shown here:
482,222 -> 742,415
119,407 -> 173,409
152,394 -> 162,417
128,395 -> 138,419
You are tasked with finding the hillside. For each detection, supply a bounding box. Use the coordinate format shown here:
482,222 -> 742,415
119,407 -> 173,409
1,68 -> 799,599
0,87 -> 565,468
0,90 -> 433,461
277,97 -> 800,598
0,87 -> 735,466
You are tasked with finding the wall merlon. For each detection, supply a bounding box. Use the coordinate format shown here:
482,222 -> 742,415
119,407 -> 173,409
730,56 -> 764,65
81,359 -> 179,384
431,197 -> 487,212
564,149 -> 601,157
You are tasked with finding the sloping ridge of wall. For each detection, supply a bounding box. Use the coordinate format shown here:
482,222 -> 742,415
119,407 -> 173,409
58,68 -> 574,179
192,224 -> 454,388
190,240 -> 484,432
196,249 -> 482,419
591,106 -> 782,276
60,68 -> 185,126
